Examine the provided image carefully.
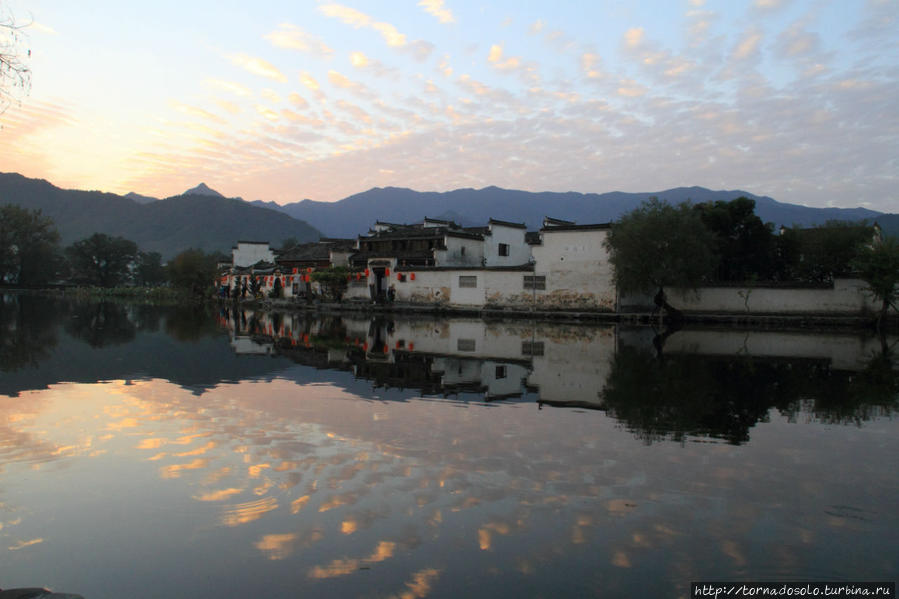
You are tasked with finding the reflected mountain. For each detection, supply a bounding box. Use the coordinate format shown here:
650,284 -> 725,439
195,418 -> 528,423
2,294 -> 896,444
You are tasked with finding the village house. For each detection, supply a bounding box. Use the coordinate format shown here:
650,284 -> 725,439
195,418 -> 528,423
219,215 -> 883,317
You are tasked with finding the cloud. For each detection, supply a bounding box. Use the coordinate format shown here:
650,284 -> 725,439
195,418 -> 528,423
204,79 -> 252,97
624,27 -> 645,48
581,53 -> 603,79
754,0 -> 790,10
265,23 -> 334,57
172,103 -> 226,124
328,70 -> 373,98
299,71 -> 321,92
617,78 -> 647,97
288,93 -> 308,109
319,4 -> 407,47
529,20 -> 544,35
227,53 -> 287,83
418,0 -> 455,24
732,28 -> 763,61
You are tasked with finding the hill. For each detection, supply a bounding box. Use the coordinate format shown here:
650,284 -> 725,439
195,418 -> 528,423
259,185 -> 889,238
0,173 -> 321,259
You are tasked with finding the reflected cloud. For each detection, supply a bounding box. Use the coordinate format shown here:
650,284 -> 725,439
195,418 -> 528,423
308,540 -> 397,578
221,497 -> 279,527
255,533 -> 297,560
193,488 -> 244,502
159,458 -> 210,479
8,538 -> 43,551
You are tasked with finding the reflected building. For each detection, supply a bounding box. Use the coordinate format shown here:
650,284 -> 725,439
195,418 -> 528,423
216,307 -> 899,443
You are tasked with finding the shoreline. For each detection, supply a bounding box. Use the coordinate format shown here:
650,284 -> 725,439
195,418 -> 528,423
228,297 -> 896,332
2,287 -> 894,332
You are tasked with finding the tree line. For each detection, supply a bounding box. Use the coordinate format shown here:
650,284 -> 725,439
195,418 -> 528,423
604,196 -> 899,327
0,204 -> 221,294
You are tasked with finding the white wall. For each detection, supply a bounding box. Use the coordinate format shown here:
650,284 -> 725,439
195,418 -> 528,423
664,278 -> 881,314
232,242 -> 274,268
484,223 -> 531,267
435,236 -> 484,267
530,228 -> 616,311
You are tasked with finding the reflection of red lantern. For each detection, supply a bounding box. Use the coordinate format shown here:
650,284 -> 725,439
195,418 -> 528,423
410,273 -> 416,280
385,268 -> 390,276
364,268 -> 370,277
408,342 -> 414,351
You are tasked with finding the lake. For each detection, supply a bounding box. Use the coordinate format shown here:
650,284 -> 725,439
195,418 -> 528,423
1,294 -> 897,598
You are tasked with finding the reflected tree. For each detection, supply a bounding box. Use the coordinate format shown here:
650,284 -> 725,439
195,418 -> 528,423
0,294 -> 59,371
65,302 -> 136,347
601,345 -> 787,445
165,304 -> 221,341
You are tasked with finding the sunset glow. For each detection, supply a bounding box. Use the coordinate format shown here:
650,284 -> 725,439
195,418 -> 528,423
0,0 -> 896,211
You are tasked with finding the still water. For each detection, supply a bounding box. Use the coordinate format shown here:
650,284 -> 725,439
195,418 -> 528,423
1,295 -> 897,598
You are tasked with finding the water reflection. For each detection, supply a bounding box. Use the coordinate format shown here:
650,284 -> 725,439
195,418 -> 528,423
0,295 -> 896,598
2,294 -> 897,445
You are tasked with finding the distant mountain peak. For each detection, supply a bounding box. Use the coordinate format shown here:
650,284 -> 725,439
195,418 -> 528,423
183,182 -> 224,197
124,191 -> 158,204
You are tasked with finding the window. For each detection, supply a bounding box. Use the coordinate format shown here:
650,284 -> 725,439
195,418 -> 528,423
498,243 -> 509,257
495,365 -> 507,379
457,338 -> 476,351
521,341 -> 545,356
460,246 -> 466,256
523,275 -> 546,290
458,275 -> 477,288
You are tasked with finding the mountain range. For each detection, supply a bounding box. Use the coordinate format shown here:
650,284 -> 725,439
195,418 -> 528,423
251,186 -> 896,239
0,173 -> 320,259
2,172 -> 896,260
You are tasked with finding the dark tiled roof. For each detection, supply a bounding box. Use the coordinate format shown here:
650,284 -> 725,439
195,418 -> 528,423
543,217 -> 575,227
488,218 -> 527,229
540,223 -> 612,232
277,243 -> 332,262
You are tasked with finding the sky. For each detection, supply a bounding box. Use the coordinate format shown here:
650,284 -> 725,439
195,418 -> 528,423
0,0 -> 897,211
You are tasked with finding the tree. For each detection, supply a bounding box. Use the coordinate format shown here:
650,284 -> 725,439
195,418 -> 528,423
1,6 -> 31,113
790,221 -> 874,283
66,233 -> 139,287
167,248 -> 218,297
695,197 -> 775,282
312,266 -> 351,302
851,237 -> 899,330
0,205 -> 61,285
134,251 -> 166,286
604,197 -> 717,318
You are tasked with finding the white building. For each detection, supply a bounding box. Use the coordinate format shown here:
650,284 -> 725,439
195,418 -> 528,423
231,241 -> 275,268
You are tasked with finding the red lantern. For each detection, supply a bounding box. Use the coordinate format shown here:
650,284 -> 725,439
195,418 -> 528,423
408,342 -> 414,351
410,273 -> 416,280
307,267 -> 313,273
362,342 -> 368,351
292,267 -> 298,274
397,272 -> 402,280
385,268 -> 390,276
364,268 -> 370,277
